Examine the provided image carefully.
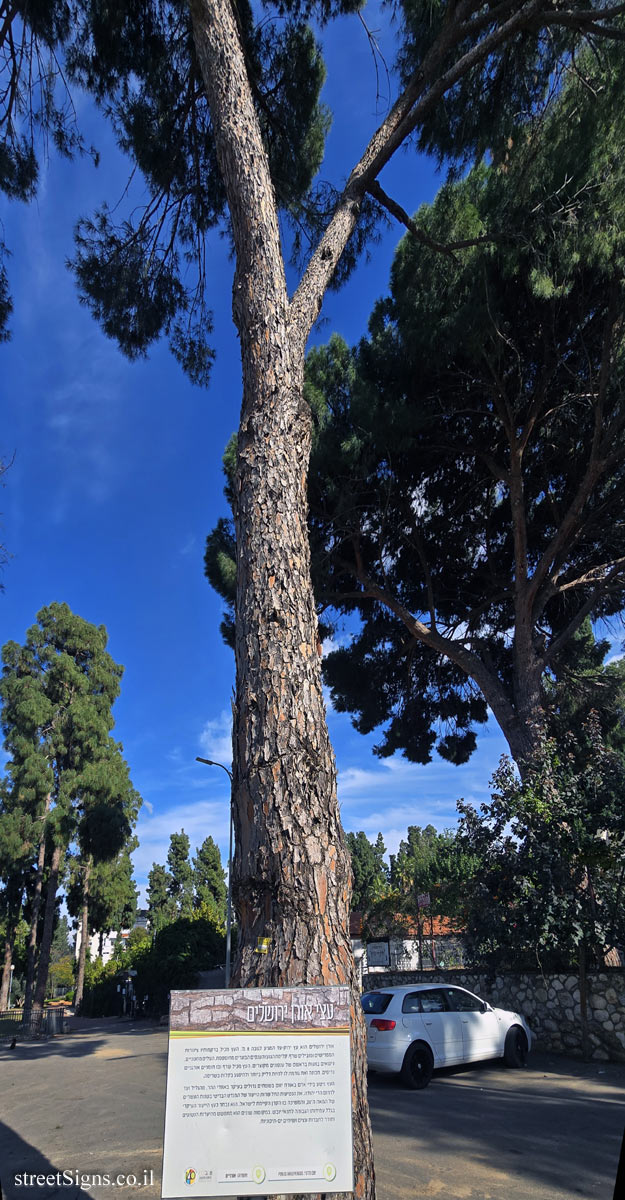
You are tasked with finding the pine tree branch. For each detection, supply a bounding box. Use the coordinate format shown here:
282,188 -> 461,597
543,567 -> 625,667
539,4 -> 625,41
366,181 -> 498,259
343,554 -> 520,748
528,295 -> 619,612
290,0 -> 550,344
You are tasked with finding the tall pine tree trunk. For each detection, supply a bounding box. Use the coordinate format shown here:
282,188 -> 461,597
24,812 -> 49,1011
33,841 -> 63,1009
189,1 -> 375,1196
0,921 -> 17,1009
0,936 -> 13,1010
73,856 -> 92,1011
0,881 -> 23,1008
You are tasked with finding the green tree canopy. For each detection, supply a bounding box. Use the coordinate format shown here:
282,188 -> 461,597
346,830 -> 388,913
457,716 -> 625,978
0,602 -> 126,1006
206,42 -> 625,775
193,834 -> 227,923
167,829 -> 194,918
147,861 -> 175,931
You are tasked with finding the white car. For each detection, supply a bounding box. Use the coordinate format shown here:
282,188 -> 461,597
362,983 -> 532,1089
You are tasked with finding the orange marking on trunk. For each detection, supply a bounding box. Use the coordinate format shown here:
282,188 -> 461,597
317,872 -> 327,915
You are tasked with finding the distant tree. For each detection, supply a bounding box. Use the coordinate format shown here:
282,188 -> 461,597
167,830 -> 194,918
457,717 -> 625,1053
0,779 -> 38,1008
547,620 -> 625,760
86,844 -> 139,952
193,835 -> 227,924
89,845 -> 139,949
82,911 -> 226,1019
48,955 -> 74,997
147,862 -> 175,931
70,754 -> 141,1010
391,825 -> 474,921
50,915 -> 72,964
126,925 -> 150,951
0,602 -> 124,1009
346,831 -> 388,914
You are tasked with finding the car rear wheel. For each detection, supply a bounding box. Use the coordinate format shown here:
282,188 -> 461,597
504,1025 -> 528,1068
401,1042 -> 434,1090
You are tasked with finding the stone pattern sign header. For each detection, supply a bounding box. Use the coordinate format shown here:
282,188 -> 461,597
169,985 -> 350,1034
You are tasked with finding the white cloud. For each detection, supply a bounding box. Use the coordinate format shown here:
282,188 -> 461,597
199,710 -> 233,768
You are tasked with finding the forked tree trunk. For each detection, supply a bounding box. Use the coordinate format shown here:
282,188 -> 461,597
33,841 -> 63,1009
73,856 -> 92,1011
189,1 -> 375,1196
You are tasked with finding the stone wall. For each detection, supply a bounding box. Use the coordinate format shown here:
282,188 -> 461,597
362,967 -> 625,1062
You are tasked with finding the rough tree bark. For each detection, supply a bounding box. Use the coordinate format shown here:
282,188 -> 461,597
33,840 -> 63,1009
0,905 -> 18,1009
24,801 -> 49,1011
73,856 -> 92,1011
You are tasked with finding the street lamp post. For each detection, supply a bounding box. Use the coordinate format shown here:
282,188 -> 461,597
8,963 -> 15,1009
196,757 -> 234,987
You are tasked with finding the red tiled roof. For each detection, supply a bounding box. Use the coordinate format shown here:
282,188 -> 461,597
350,910 -> 464,938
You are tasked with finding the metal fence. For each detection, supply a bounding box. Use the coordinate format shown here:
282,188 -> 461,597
0,1006 -> 67,1039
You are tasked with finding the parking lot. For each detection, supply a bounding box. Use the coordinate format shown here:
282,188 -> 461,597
0,1021 -> 623,1200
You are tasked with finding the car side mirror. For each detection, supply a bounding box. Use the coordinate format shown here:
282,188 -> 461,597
481,1001 -> 492,1013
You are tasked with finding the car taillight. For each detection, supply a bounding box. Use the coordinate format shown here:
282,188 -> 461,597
370,1018 -> 396,1031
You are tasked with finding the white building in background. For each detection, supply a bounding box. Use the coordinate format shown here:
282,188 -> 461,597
74,910 -> 149,965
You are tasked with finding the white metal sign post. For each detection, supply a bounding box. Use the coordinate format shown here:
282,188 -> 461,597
161,986 -> 354,1197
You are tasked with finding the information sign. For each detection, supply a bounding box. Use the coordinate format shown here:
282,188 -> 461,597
365,940 -> 390,967
161,986 -> 353,1197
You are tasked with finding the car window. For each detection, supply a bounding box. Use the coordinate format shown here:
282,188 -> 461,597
419,989 -> 446,1013
361,992 -> 393,1014
443,988 -> 483,1012
401,992 -> 423,1014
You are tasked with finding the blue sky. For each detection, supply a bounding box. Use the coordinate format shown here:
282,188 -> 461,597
0,3 -> 513,907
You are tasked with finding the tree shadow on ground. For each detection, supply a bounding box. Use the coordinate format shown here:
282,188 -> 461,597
0,1019 -> 167,1059
367,1052 -> 625,1199
0,1123 -> 92,1200
0,1038 -> 108,1060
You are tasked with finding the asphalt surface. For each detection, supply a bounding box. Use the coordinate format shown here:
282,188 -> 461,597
0,1019 -> 623,1200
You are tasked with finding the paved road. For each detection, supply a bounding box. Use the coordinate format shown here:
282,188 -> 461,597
367,1055 -> 625,1199
1,1020 -> 623,1200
